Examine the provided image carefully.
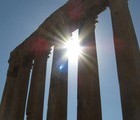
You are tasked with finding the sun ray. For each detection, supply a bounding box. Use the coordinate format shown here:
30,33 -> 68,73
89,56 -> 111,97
64,29 -> 82,63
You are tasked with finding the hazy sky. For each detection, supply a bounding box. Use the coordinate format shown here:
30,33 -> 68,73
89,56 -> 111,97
0,0 -> 140,120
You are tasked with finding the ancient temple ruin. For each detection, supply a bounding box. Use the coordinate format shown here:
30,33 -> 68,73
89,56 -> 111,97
0,0 -> 140,120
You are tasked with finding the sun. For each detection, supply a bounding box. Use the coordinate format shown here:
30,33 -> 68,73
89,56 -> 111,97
64,30 -> 82,61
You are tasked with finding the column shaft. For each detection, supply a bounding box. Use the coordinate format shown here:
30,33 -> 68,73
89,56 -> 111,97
77,18 -> 102,120
47,47 -> 68,120
26,55 -> 47,120
109,0 -> 140,119
9,56 -> 32,120
0,57 -> 19,120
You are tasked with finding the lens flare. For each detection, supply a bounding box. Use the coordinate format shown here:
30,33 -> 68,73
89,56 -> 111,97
64,30 -> 82,61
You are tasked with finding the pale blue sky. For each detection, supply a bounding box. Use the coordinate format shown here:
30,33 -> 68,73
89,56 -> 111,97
0,0 -> 140,120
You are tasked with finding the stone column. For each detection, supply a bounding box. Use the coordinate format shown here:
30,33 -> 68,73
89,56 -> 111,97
47,46 -> 68,120
9,55 -> 32,120
26,54 -> 47,120
0,54 -> 19,120
108,0 -> 140,119
77,17 -> 102,120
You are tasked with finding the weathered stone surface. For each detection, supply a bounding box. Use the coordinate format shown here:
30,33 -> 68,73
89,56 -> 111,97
109,0 -> 140,119
0,53 -> 20,120
47,46 -> 68,120
1,0 -> 140,120
77,16 -> 102,120
9,56 -> 32,120
26,55 -> 47,120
